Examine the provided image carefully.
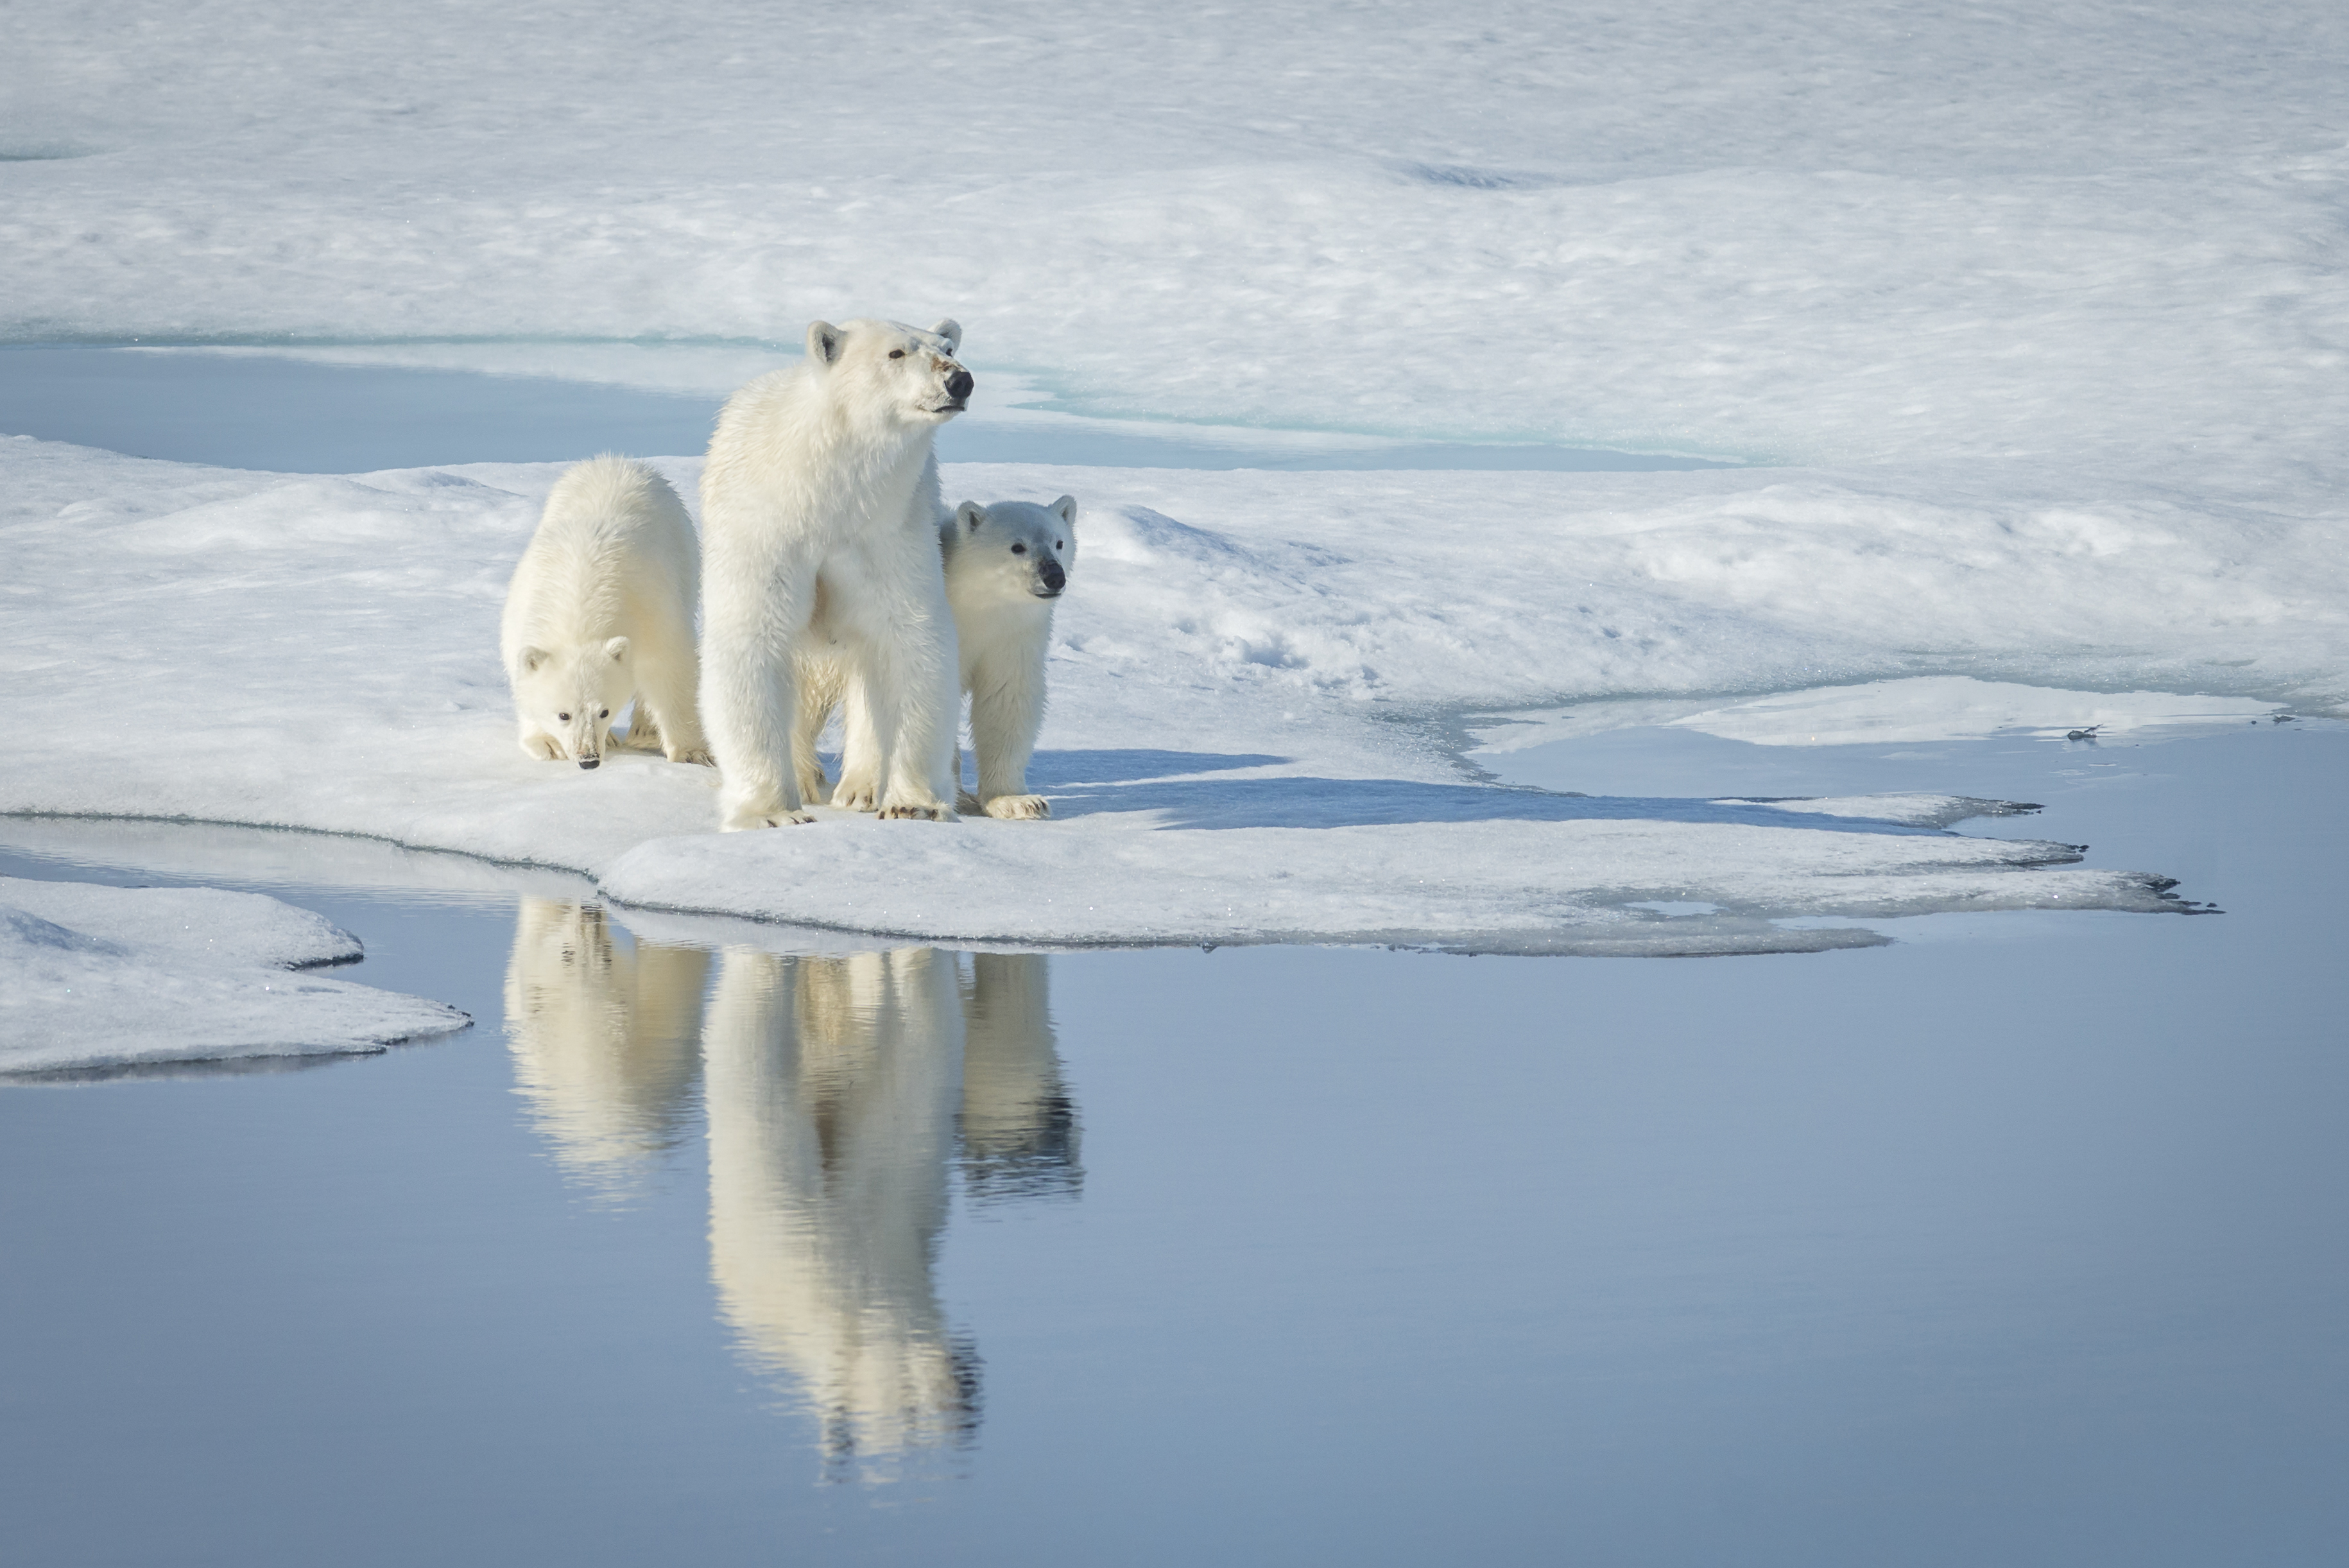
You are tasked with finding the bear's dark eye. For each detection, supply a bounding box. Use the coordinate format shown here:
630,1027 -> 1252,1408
1010,542 -> 1027,555
558,712 -> 571,721
599,709 -> 610,719
889,349 -> 906,359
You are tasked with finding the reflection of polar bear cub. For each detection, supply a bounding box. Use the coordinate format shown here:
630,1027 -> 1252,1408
501,456 -> 710,769
699,318 -> 973,830
795,496 -> 1076,820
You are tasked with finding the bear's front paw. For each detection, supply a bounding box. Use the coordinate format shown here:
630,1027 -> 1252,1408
672,746 -> 716,768
878,800 -> 958,822
830,779 -> 881,813
723,806 -> 818,831
983,794 -> 1052,820
522,732 -> 565,762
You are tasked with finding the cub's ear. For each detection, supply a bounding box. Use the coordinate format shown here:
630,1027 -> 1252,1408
520,646 -> 549,673
956,500 -> 988,532
604,636 -> 631,662
931,318 -> 963,353
806,320 -> 843,366
1049,494 -> 1079,528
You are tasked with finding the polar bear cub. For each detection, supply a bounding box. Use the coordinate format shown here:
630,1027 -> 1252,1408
700,318 -> 972,829
797,495 -> 1076,819
944,497 -> 1077,818
501,455 -> 710,770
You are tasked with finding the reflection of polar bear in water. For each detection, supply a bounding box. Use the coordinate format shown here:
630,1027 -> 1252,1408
960,953 -> 1082,1202
703,946 -> 979,1469
503,899 -> 708,1185
503,919 -> 1081,1468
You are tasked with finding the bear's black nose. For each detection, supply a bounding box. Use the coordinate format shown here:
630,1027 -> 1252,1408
1039,559 -> 1066,594
578,757 -> 600,771
945,369 -> 974,401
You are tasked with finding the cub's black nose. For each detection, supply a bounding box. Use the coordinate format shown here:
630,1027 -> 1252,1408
578,757 -> 600,771
1040,560 -> 1066,594
945,368 -> 974,401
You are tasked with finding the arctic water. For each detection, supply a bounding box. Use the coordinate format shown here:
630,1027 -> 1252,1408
3,350 -> 2344,1565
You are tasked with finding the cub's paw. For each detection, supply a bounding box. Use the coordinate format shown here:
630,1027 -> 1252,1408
671,746 -> 716,768
878,800 -> 958,822
522,732 -> 565,762
983,794 -> 1052,820
830,779 -> 881,813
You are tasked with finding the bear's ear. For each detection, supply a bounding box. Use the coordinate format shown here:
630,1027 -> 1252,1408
956,501 -> 988,532
806,320 -> 843,367
1049,495 -> 1079,528
520,646 -> 549,674
604,636 -> 630,663
932,318 -> 963,354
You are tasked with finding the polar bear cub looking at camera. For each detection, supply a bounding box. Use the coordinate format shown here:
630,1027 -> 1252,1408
700,318 -> 972,829
796,496 -> 1076,819
501,455 -> 710,770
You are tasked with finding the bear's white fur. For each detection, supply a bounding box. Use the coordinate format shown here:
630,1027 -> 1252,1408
699,318 -> 971,829
800,496 -> 1077,820
501,455 -> 710,770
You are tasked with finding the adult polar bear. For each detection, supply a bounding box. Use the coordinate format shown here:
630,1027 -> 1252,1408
700,318 -> 974,829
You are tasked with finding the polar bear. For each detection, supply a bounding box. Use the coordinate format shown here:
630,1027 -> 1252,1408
798,496 -> 1077,818
699,318 -> 972,829
501,455 -> 710,769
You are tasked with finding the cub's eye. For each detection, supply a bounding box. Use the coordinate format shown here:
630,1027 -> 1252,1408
599,709 -> 610,719
1010,542 -> 1027,555
889,349 -> 906,359
558,712 -> 571,721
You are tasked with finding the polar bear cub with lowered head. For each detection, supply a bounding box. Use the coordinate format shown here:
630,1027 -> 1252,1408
501,455 -> 710,770
796,495 -> 1076,819
700,318 -> 972,829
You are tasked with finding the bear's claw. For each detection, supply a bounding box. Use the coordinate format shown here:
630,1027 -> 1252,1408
877,801 -> 957,822
983,794 -> 1051,820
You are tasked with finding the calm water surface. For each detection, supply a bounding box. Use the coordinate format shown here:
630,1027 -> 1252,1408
3,724 -> 2343,1566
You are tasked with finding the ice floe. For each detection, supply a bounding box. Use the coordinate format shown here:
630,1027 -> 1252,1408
0,438 -> 2248,952
0,877 -> 469,1077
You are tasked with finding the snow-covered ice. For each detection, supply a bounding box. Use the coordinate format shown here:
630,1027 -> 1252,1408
0,876 -> 469,1076
0,436 -> 2233,951
4,1 -> 2344,951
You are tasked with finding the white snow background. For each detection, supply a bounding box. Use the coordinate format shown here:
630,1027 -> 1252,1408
5,1 -> 2346,967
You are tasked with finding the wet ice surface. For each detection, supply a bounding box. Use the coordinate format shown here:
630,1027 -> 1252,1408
1,720 -> 2343,1565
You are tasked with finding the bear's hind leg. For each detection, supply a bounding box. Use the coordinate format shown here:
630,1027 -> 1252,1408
829,666 -> 883,811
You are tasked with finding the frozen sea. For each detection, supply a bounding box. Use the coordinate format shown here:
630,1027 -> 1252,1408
7,2 -> 2348,1555
2,349 -> 2345,1564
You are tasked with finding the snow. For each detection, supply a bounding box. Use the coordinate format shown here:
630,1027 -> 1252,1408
0,436 -> 2222,951
5,4 -> 2347,478
3,1 -> 2342,951
0,876 -> 469,1077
